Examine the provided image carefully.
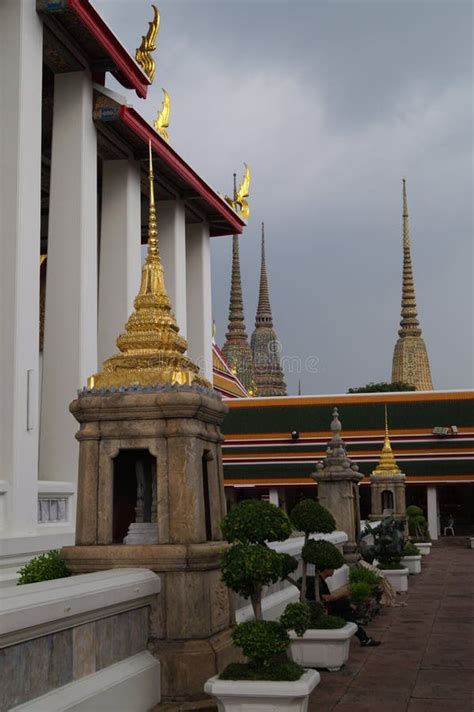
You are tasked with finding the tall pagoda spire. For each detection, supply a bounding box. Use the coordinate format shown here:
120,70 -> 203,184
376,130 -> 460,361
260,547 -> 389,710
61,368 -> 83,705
221,174 -> 254,391
391,179 -> 433,390
372,406 -> 401,475
255,222 -> 273,327
251,223 -> 287,396
89,142 -> 209,389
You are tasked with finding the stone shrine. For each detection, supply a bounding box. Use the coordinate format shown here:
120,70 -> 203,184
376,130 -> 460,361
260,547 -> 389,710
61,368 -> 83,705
62,143 -> 237,703
369,406 -> 407,522
312,408 -> 363,561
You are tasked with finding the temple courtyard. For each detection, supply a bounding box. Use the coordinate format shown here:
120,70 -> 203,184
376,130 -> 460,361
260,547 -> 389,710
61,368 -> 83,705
309,540 -> 473,712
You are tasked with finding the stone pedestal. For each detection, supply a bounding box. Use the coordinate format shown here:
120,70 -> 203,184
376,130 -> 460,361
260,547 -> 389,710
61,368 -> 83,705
61,386 -> 239,702
312,409 -> 363,562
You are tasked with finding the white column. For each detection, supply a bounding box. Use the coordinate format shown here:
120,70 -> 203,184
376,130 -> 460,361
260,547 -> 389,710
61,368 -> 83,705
0,0 -> 42,536
40,72 -> 97,485
269,488 -> 279,507
159,200 -> 187,337
427,486 -> 439,540
185,222 -> 212,382
98,159 -> 141,364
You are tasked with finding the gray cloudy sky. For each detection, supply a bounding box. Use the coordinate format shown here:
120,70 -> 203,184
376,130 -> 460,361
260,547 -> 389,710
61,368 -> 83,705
94,0 -> 473,394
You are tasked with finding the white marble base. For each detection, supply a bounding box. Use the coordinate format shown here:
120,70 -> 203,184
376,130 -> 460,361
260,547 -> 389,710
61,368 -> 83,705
123,523 -> 158,545
10,652 -> 160,711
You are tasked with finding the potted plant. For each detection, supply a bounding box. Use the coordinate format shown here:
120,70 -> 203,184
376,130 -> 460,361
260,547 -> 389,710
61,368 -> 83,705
284,500 -> 357,671
204,500 -> 320,712
406,505 -> 432,555
348,567 -> 383,622
360,516 -> 409,593
401,541 -> 422,574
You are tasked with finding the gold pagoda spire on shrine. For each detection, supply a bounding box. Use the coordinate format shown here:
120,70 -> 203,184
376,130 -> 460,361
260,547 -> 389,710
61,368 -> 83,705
90,142 -> 209,389
372,406 -> 401,475
391,179 -> 433,390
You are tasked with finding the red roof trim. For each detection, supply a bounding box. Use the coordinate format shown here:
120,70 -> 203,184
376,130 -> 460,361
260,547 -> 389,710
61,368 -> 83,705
69,0 -> 150,98
120,106 -> 246,235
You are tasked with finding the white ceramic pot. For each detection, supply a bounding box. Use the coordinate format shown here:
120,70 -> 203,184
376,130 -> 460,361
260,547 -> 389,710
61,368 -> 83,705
401,555 -> 422,574
416,542 -> 432,556
204,669 -> 320,712
379,567 -> 409,593
288,622 -> 357,671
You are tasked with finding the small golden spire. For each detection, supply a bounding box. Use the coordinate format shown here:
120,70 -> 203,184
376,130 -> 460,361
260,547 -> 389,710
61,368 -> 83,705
372,405 -> 401,475
153,88 -> 170,142
135,5 -> 160,82
90,141 -> 210,389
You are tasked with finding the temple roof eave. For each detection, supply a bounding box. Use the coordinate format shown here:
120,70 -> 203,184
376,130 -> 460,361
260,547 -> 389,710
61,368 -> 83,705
38,0 -> 150,98
92,90 -> 246,237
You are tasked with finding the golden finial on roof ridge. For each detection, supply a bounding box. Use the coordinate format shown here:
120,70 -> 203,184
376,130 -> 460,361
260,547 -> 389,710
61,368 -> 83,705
135,4 -> 160,82
89,141 -> 210,390
224,164 -> 250,219
153,88 -> 170,142
372,405 -> 401,475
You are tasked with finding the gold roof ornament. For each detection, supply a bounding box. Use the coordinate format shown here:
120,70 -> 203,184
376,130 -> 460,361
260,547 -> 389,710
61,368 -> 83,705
153,88 -> 170,142
135,4 -> 160,82
224,164 -> 250,219
89,141 -> 210,390
372,405 -> 402,475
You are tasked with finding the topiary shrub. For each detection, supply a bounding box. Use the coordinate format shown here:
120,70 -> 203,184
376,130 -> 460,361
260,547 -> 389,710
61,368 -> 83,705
402,542 -> 420,556
17,550 -> 70,585
289,499 -> 342,602
348,581 -> 372,605
349,566 -> 382,591
279,602 -> 312,637
221,499 -> 292,544
219,499 -> 306,681
302,539 -> 344,602
406,505 -> 431,542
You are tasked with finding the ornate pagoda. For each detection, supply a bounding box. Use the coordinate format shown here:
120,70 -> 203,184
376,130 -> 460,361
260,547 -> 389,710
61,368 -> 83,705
221,233 -> 254,392
369,406 -> 406,521
391,179 -> 433,390
250,223 -> 287,396
312,408 -> 362,562
62,143 -> 236,703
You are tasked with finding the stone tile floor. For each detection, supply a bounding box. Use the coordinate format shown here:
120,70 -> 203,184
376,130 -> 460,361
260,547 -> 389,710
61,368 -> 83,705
309,541 -> 474,712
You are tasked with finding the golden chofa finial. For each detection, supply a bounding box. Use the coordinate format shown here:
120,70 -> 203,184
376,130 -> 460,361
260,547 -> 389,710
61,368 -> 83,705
372,405 -> 401,475
224,164 -> 250,219
153,88 -> 170,142
89,140 -> 210,390
135,5 -> 160,82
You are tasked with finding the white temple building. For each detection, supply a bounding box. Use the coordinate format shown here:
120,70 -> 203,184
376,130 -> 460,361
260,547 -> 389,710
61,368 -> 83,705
0,0 -> 246,584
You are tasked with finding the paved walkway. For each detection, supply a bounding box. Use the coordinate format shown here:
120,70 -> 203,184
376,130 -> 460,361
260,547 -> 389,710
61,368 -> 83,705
309,541 -> 474,712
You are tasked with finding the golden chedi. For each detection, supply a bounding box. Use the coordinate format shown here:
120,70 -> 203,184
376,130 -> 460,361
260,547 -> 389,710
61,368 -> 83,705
372,408 -> 401,475
391,179 -> 433,390
90,142 -> 210,389
369,406 -> 407,521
